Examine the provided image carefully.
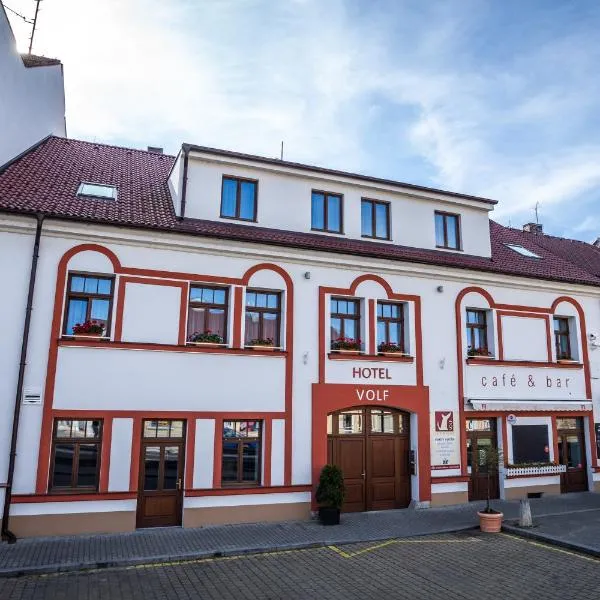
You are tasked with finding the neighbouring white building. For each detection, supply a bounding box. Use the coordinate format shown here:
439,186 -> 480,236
0,136 -> 599,538
0,3 -> 65,167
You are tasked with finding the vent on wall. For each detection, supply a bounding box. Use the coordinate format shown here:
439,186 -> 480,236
23,389 -> 42,405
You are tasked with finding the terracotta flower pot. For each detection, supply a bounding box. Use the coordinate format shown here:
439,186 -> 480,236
478,511 -> 503,533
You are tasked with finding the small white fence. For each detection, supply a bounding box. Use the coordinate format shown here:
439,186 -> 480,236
505,464 -> 566,477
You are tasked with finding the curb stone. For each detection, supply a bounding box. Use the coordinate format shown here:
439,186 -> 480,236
0,524 -> 478,578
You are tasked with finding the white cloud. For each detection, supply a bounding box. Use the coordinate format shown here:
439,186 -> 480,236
6,0 -> 600,238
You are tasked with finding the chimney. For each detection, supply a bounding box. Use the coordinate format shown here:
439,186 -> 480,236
147,146 -> 163,154
523,222 -> 543,235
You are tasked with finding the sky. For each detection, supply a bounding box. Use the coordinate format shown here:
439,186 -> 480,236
6,0 -> 600,241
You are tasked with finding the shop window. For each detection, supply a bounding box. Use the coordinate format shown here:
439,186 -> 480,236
245,290 -> 281,347
50,419 -> 102,492
222,420 -> 262,485
311,190 -> 343,233
361,199 -> 390,240
377,301 -> 405,353
553,316 -> 572,360
466,309 -> 491,357
221,176 -> 257,221
330,298 -> 361,351
187,286 -> 228,344
63,273 -> 114,336
435,211 -> 461,250
511,424 -> 550,464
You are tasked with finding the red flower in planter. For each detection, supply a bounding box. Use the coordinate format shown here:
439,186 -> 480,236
72,320 -> 104,335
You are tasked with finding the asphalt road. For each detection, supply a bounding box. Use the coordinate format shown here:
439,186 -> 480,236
0,531 -> 597,599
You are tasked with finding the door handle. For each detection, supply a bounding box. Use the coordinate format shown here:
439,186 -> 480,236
361,472 -> 365,479
176,478 -> 182,490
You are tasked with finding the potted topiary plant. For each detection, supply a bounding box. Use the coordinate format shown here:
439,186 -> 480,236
315,464 -> 345,525
477,446 -> 504,533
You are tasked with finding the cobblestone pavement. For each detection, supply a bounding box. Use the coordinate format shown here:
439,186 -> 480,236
1,492 -> 599,577
504,506 -> 600,556
0,532 -> 598,600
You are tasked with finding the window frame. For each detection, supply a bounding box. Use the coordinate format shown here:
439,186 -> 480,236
187,285 -> 229,343
553,316 -> 572,360
244,290 -> 282,347
220,175 -> 259,222
466,309 -> 490,356
435,211 -> 462,250
311,189 -> 344,234
361,198 -> 391,240
330,297 -> 361,348
62,272 -> 115,337
221,420 -> 262,486
376,301 -> 405,352
50,418 -> 103,493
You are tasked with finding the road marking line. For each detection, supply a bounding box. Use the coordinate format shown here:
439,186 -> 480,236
499,533 -> 599,563
328,537 -> 481,559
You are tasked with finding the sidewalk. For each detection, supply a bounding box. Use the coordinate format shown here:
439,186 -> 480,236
1,492 -> 599,577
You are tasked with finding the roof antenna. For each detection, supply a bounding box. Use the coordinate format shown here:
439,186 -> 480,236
280,141 -> 284,161
28,0 -> 42,55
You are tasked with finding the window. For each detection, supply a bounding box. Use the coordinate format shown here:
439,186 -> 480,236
77,182 -> 117,200
143,419 -> 185,438
245,290 -> 281,347
511,424 -> 550,464
221,176 -> 257,221
466,309 -> 489,357
505,244 -> 542,259
554,317 -> 572,360
311,191 -> 343,233
222,420 -> 262,485
50,419 -> 102,492
435,211 -> 461,250
361,199 -> 390,240
377,302 -> 404,353
187,286 -> 228,344
63,274 -> 114,336
330,298 -> 361,350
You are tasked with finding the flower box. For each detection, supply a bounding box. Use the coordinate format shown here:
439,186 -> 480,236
187,331 -> 224,345
467,355 -> 495,360
246,345 -> 278,351
331,349 -> 361,354
186,342 -> 227,348
72,333 -> 104,340
505,464 -> 566,477
379,351 -> 410,357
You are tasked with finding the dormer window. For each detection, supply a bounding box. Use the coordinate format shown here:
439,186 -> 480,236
505,244 -> 542,259
77,182 -> 117,200
435,211 -> 461,250
221,176 -> 257,222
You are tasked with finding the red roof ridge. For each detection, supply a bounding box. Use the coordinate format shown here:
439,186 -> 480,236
45,135 -> 176,158
20,53 -> 61,68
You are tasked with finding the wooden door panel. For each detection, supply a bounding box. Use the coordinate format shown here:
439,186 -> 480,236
369,438 -> 395,478
137,439 -> 184,528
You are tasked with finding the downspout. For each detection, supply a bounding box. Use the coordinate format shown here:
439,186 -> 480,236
180,145 -> 190,219
1,213 -> 44,543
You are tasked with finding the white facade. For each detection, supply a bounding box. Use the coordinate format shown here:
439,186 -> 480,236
1,146 -> 600,537
0,5 -> 65,166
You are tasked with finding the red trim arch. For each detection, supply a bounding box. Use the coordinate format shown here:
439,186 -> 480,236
36,246 -> 295,494
455,287 -> 593,476
318,273 -> 423,386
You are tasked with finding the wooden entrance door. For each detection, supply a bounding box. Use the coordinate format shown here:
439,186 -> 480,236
557,418 -> 588,493
466,419 -> 499,502
327,408 -> 411,512
137,419 -> 185,528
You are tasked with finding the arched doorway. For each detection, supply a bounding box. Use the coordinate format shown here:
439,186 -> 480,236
327,407 -> 411,512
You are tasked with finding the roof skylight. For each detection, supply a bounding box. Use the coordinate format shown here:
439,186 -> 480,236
77,182 -> 117,200
505,243 -> 542,259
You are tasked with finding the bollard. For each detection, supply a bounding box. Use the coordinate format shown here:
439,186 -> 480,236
519,498 -> 533,527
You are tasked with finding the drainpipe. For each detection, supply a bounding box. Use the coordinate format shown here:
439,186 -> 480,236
1,213 -> 44,544
180,145 -> 190,219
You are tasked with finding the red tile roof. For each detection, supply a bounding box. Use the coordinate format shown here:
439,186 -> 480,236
0,136 -> 599,287
20,54 -> 61,68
